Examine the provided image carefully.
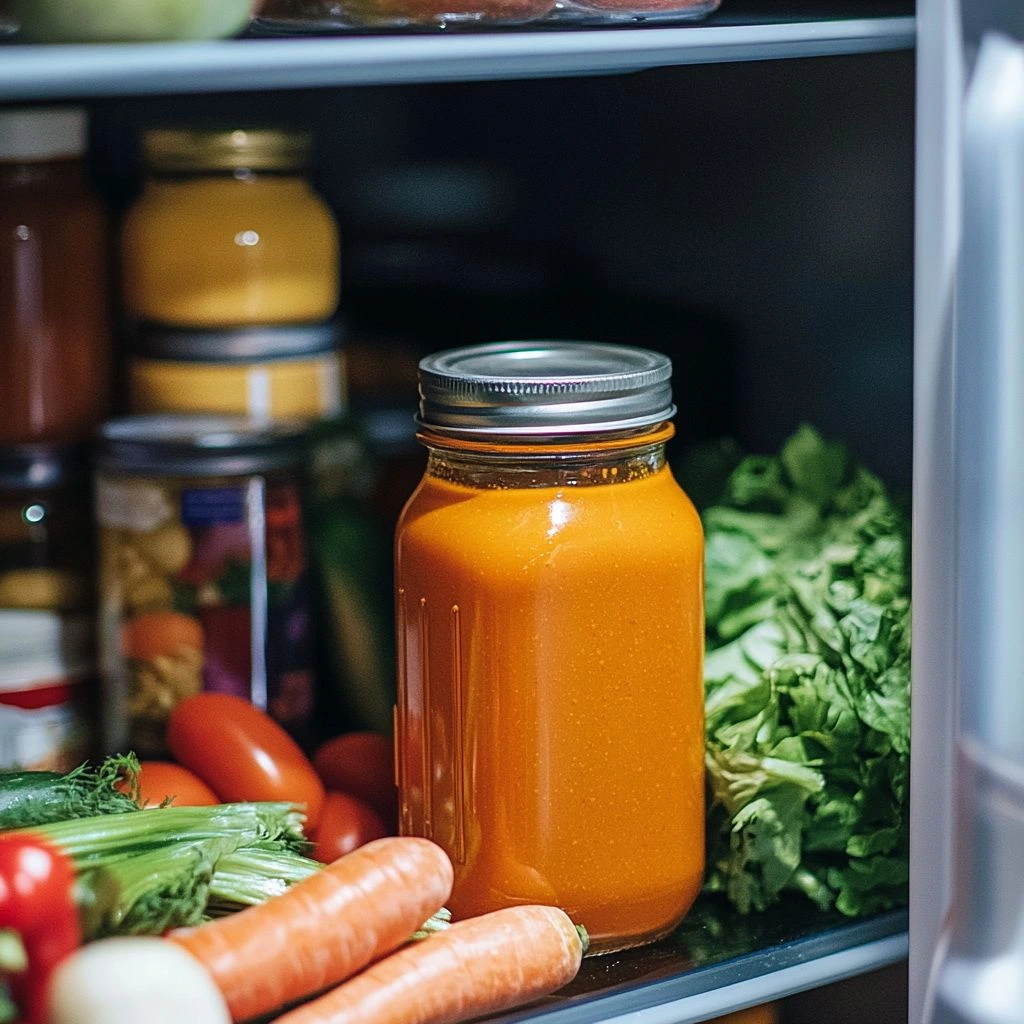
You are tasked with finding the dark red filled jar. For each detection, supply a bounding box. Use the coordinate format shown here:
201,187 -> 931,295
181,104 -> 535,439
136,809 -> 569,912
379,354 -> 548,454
0,108 -> 111,445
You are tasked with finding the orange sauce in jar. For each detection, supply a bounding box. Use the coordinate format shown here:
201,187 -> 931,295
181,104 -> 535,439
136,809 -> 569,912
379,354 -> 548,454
121,128 -> 339,328
395,341 -> 705,953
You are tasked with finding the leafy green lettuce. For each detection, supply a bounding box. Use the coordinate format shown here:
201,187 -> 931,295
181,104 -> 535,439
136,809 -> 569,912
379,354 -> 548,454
698,425 -> 910,916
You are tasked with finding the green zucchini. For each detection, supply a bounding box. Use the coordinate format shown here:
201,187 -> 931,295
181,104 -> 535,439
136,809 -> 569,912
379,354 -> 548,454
0,755 -> 141,830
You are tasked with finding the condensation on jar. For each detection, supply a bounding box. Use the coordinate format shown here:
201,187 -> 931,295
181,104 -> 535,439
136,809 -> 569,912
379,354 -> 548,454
394,340 -> 705,953
95,416 -> 316,757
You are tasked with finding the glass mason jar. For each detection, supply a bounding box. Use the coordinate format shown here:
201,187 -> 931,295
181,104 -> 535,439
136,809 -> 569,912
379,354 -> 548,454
0,107 -> 111,444
0,444 -> 95,770
121,128 -> 340,328
395,341 -> 705,953
96,416 -> 316,756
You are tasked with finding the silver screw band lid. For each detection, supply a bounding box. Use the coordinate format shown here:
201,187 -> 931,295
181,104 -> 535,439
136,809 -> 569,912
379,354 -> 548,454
417,341 -> 675,439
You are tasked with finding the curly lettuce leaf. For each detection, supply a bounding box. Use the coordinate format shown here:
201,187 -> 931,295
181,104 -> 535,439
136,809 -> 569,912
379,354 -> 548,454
699,425 -> 910,917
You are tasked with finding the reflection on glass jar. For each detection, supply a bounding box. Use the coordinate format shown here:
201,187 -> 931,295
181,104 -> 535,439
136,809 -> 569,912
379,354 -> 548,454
0,444 -> 95,771
96,416 -> 316,757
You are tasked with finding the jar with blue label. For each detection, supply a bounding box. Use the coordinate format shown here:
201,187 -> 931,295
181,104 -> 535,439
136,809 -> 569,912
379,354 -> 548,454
95,416 -> 315,757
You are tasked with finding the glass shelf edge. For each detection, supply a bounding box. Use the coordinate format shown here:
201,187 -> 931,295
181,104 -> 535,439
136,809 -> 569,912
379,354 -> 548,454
0,16 -> 915,101
486,910 -> 910,1024
597,931 -> 910,1024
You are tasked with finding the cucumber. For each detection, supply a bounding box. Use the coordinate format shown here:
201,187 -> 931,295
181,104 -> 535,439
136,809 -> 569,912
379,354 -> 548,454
0,756 -> 141,830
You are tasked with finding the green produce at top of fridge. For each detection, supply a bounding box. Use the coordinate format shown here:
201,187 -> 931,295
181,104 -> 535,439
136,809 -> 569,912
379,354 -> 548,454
693,424 -> 910,917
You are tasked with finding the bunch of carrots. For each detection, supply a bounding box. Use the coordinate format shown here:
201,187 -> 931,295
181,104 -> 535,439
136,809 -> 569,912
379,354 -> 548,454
46,836 -> 587,1024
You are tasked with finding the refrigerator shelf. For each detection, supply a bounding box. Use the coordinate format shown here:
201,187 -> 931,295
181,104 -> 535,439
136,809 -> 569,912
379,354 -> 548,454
0,1 -> 913,101
485,897 -> 908,1024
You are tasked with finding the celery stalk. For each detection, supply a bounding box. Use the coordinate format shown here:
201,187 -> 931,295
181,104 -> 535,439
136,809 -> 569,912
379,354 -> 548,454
411,908 -> 453,941
77,838 -> 247,939
15,804 -> 312,938
209,848 -> 321,909
18,803 -> 308,864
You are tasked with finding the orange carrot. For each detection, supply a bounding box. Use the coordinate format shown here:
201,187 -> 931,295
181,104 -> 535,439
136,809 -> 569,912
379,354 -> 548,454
169,837 -> 453,1022
274,905 -> 586,1024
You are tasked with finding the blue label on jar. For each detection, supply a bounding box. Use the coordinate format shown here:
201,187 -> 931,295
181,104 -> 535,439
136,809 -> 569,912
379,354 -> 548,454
181,487 -> 246,526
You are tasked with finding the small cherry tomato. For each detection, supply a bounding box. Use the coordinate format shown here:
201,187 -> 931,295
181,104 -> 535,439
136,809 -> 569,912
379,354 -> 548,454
167,693 -> 325,830
129,761 -> 219,808
312,791 -> 389,863
313,732 -> 397,828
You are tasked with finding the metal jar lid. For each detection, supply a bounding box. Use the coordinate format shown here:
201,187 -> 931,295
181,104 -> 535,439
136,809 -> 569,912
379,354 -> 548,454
417,341 -> 675,439
97,415 -> 307,478
0,444 -> 88,491
134,322 -> 343,363
143,128 -> 312,174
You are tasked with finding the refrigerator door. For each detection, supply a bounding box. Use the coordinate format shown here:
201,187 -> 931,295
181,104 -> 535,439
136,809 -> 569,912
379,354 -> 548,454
923,31 -> 1024,1024
912,0 -> 962,1014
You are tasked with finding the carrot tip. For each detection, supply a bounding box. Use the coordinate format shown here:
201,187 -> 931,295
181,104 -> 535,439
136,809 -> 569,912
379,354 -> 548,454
575,925 -> 590,955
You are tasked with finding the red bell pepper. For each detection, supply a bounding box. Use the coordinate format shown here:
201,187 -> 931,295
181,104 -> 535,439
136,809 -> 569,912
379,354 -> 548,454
0,835 -> 80,1024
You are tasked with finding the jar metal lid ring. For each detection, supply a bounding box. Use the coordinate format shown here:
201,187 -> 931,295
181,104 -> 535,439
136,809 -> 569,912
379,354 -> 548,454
417,340 -> 676,439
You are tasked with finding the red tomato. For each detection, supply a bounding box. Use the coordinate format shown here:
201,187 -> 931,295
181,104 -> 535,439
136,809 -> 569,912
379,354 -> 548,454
167,693 -> 325,830
130,761 -> 219,808
312,791 -> 389,863
313,732 -> 397,828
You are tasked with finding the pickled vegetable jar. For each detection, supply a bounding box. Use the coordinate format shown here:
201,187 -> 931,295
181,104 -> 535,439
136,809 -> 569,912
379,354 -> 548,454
0,444 -> 94,770
395,341 -> 705,952
96,416 -> 315,757
130,322 -> 346,421
121,128 -> 339,328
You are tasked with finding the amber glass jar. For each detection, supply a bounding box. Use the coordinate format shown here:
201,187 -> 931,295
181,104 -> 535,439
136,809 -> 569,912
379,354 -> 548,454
395,341 -> 705,953
0,107 -> 111,444
121,128 -> 339,328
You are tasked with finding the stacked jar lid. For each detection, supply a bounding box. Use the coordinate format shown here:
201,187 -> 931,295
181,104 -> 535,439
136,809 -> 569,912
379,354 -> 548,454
121,126 -> 345,422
